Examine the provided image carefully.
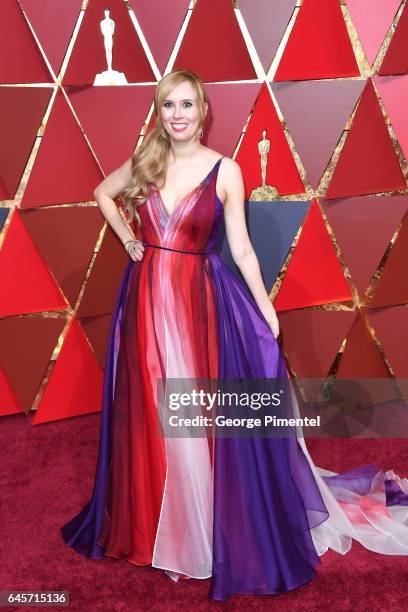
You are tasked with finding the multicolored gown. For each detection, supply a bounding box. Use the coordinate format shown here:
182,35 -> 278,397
61,156 -> 408,601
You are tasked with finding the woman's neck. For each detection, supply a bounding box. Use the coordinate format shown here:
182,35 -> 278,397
169,141 -> 204,163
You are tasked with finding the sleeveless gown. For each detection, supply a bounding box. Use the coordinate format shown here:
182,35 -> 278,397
61,156 -> 408,601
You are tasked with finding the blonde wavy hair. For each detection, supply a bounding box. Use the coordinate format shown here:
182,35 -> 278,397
118,68 -> 209,228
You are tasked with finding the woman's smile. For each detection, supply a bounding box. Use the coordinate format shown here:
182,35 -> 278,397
171,123 -> 188,132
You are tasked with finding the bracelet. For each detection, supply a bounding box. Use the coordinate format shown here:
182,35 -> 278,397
124,238 -> 142,255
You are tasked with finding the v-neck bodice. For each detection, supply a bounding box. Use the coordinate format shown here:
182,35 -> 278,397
137,156 -> 225,253
158,157 -> 224,218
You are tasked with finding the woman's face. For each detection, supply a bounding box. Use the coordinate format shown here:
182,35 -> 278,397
160,80 -> 205,142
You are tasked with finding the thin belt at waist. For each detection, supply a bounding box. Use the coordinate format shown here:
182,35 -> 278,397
142,242 -> 217,255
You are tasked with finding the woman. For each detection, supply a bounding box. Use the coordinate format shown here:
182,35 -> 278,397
61,68 -> 408,602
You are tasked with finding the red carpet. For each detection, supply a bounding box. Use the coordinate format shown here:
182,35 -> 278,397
1,412 -> 408,611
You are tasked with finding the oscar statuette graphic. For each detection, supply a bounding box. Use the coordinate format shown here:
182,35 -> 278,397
250,129 -> 278,200
94,9 -> 128,85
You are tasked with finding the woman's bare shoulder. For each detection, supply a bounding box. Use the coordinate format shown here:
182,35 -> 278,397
218,156 -> 243,187
216,156 -> 243,205
219,156 -> 241,173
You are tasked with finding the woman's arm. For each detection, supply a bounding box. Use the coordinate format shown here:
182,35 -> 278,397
220,158 -> 280,339
92,158 -> 141,253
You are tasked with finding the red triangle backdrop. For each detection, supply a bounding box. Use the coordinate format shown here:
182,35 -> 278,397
62,0 -> 155,85
21,90 -> 104,208
379,2 -> 408,76
325,80 -> 406,199
274,0 -> 360,81
274,200 -> 352,310
173,0 -> 256,82
235,82 -> 305,198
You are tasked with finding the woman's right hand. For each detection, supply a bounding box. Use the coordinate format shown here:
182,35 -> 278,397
124,239 -> 145,261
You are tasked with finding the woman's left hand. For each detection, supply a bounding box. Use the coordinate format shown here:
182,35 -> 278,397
261,305 -> 280,340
